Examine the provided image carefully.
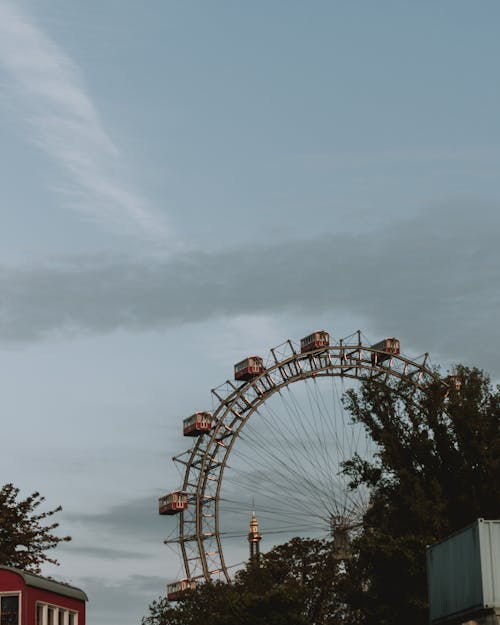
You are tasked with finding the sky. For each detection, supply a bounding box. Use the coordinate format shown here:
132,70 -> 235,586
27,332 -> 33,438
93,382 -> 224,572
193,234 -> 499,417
0,1 -> 499,623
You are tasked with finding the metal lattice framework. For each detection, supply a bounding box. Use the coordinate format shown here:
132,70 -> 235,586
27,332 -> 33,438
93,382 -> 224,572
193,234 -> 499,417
167,331 -> 446,582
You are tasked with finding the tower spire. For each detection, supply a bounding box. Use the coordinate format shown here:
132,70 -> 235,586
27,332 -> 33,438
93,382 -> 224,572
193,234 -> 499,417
247,510 -> 262,564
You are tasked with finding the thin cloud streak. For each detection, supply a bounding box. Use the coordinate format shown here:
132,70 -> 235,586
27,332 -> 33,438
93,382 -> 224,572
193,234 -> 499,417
0,1 -> 170,240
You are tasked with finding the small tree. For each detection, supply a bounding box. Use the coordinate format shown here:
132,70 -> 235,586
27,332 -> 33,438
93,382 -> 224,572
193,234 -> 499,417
0,483 -> 71,573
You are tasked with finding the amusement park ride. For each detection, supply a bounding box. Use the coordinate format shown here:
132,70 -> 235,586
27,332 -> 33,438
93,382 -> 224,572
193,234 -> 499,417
159,329 -> 452,601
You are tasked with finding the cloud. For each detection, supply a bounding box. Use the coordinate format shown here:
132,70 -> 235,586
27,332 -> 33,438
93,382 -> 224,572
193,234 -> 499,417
0,1 -> 170,240
65,494 -> 169,542
59,544 -> 148,561
77,575 -> 166,625
0,199 -> 499,372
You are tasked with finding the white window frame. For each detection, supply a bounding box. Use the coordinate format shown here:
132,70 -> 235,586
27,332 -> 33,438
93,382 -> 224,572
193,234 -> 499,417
35,601 -> 78,625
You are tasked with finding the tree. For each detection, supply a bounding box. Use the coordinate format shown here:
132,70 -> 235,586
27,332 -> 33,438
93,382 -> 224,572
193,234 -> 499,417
341,365 -> 500,625
238,537 -> 355,625
142,537 -> 356,625
0,483 -> 71,573
141,581 -> 248,625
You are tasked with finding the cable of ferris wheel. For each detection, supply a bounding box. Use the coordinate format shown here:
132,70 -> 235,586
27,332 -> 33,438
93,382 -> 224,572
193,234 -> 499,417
238,387 -> 348,515
219,497 -> 330,520
234,427 -> 338,519
236,386 -> 370,514
218,498 -> 331,527
230,415 -> 358,523
272,383 -> 346,508
298,377 -> 355,511
322,375 -> 372,516
223,453 -> 337,525
218,524 -> 327,540
229,417 -> 338,508
242,379 -> 365,520
278,373 -> 362,513
303,376 -> 346,498
227,434 -> 338,520
220,464 -> 353,526
244,389 -> 333,488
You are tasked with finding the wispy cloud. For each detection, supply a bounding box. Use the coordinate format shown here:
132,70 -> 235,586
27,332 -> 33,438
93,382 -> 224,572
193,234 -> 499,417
0,1 -> 170,240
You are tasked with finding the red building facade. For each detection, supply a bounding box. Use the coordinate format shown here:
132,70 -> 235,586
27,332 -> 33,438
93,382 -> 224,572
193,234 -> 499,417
0,566 -> 87,625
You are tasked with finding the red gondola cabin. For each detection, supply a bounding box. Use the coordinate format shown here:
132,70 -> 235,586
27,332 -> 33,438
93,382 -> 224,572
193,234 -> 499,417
300,331 -> 330,354
166,579 -> 197,602
234,356 -> 264,382
158,491 -> 188,516
183,412 -> 212,437
0,565 -> 87,625
371,338 -> 400,365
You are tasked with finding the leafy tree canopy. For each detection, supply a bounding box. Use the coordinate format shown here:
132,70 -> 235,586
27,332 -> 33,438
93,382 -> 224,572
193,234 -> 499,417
142,537 -> 358,625
342,365 -> 500,625
0,483 -> 71,574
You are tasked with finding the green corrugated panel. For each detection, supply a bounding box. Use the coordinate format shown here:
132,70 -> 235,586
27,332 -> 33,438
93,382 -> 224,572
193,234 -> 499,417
479,519 -> 500,609
426,519 -> 500,623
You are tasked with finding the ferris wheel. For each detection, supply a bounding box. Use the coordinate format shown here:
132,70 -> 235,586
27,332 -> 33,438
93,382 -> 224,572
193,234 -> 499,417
160,329 -> 446,595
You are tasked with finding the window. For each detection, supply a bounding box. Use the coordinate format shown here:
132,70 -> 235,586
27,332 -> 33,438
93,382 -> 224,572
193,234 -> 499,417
36,603 -> 77,625
0,594 -> 19,625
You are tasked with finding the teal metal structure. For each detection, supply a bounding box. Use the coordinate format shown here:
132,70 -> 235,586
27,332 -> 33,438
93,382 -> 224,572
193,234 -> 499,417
427,519 -> 500,624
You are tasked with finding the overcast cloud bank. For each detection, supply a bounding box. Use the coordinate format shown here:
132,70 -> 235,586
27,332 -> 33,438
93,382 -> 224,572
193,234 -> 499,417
1,200 -> 498,370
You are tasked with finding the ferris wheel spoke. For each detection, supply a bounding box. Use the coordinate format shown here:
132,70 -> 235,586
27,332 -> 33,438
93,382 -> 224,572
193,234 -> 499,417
238,422 -> 336,513
226,379 -> 367,522
277,386 -> 342,502
239,414 -> 321,490
267,386 -> 345,513
277,380 -> 363,518
219,498 -> 329,522
222,431 -> 336,518
228,433 -> 336,515
300,378 -> 354,512
219,469 -> 334,525
221,463 -> 328,514
236,399 -> 337,500
251,391 -> 330,484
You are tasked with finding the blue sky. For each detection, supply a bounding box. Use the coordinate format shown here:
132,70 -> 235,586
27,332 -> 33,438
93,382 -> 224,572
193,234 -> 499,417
1,1 -> 499,624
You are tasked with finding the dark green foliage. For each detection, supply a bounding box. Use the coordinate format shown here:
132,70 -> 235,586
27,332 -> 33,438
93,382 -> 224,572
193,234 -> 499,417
0,483 -> 71,573
142,537 -> 356,625
341,365 -> 500,625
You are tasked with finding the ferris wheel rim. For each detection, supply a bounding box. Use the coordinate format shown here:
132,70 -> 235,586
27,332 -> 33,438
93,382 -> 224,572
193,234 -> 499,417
173,335 -> 447,582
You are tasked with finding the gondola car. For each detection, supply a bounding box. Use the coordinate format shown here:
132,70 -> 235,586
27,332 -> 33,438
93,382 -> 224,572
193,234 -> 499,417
370,337 -> 400,365
0,566 -> 87,625
158,490 -> 188,515
234,356 -> 263,382
166,579 -> 197,602
183,412 -> 212,437
300,330 -> 330,354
